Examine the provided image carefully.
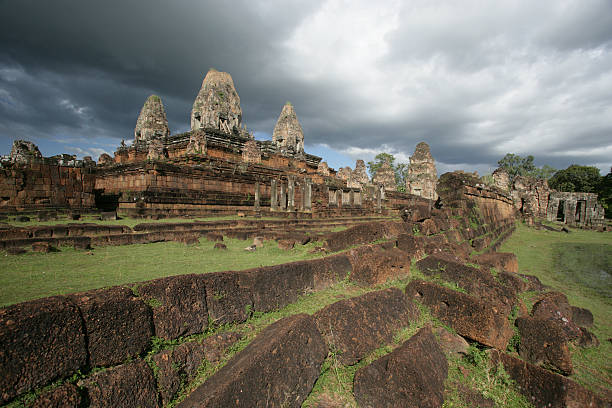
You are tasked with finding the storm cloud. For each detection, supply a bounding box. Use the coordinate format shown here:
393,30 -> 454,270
1,0 -> 611,175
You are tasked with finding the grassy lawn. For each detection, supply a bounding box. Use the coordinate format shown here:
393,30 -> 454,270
0,238 -> 324,307
500,221 -> 612,397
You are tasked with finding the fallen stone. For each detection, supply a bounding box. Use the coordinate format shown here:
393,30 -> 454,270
531,292 -> 581,340
314,288 -> 414,365
406,280 -> 513,350
472,252 -> 518,273
516,316 -> 572,375
201,331 -> 242,363
353,326 -> 448,408
244,244 -> 256,252
433,327 -> 469,357
396,233 -> 426,258
15,215 -> 30,222
138,274 -> 208,340
278,239 -> 295,250
0,297 -> 86,404
348,245 -> 410,286
33,383 -> 81,408
519,274 -> 546,291
416,254 -> 516,315
576,327 -> 600,348
490,349 -> 609,408
252,236 -> 264,248
178,314 -> 326,408
153,341 -> 207,406
214,242 -> 227,250
70,213 -> 81,220
69,286 -> 153,367
571,306 -> 594,328
83,359 -> 159,408
203,271 -> 253,326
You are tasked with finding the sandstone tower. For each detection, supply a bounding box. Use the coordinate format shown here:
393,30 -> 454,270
373,159 -> 396,191
134,95 -> 170,144
406,142 -> 437,200
272,102 -> 304,154
352,160 -> 370,186
191,69 -> 243,134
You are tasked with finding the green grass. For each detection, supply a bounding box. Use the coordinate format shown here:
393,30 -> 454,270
0,238 -> 324,307
500,221 -> 612,397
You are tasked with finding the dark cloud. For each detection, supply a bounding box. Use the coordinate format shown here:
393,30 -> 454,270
0,0 -> 610,175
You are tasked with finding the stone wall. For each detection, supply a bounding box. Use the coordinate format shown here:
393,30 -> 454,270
0,162 -> 95,212
546,191 -> 605,227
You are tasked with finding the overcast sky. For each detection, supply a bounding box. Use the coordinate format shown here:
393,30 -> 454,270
1,0 -> 611,175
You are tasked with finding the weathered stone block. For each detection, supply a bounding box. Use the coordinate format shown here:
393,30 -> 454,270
83,359 -> 159,408
353,326 -> 448,408
33,383 -> 81,408
138,274 -> 208,340
314,288 -> 414,365
70,286 -> 153,367
348,245 -> 410,286
177,314 -> 326,408
406,280 -> 512,350
531,292 -> 581,340
516,316 -> 572,375
203,271 -> 253,326
490,350 -> 608,408
416,254 -> 516,315
472,252 -> 518,273
0,297 -> 86,404
571,306 -> 594,328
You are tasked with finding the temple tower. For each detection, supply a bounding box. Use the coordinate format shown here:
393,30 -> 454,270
191,69 -> 243,134
272,102 -> 304,154
134,95 -> 170,144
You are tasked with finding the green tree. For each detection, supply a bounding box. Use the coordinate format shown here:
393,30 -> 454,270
598,171 -> 611,218
497,153 -> 536,182
548,165 -> 601,193
367,153 -> 408,192
497,153 -> 556,182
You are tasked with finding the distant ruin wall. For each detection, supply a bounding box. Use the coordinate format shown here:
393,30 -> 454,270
0,163 -> 95,212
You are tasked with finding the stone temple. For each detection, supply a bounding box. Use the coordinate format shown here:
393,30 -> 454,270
191,68 -> 245,135
272,102 -> 304,155
0,67 -> 605,228
134,95 -> 170,144
406,142 -> 437,200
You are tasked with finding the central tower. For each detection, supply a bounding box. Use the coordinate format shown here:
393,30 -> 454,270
191,68 -> 243,134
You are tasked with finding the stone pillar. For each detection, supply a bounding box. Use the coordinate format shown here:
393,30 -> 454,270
336,190 -> 342,208
376,187 -> 382,212
349,190 -> 355,206
254,182 -> 260,211
304,178 -> 312,211
280,182 -> 287,210
270,179 -> 278,210
288,176 -> 295,211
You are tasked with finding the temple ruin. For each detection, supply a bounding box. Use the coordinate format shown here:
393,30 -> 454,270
372,159 -> 396,191
406,142 -> 437,200
134,95 -> 170,145
272,102 -> 304,155
191,68 -> 246,135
